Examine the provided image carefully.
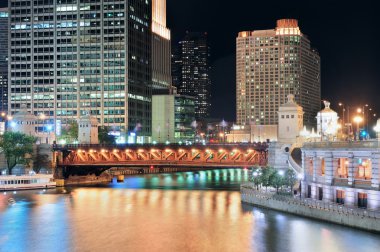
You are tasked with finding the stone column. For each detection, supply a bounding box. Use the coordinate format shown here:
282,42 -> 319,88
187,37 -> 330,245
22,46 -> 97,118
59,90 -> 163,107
371,152 -> 380,189
301,150 -> 306,174
312,154 -> 318,182
347,153 -> 355,186
323,152 -> 334,202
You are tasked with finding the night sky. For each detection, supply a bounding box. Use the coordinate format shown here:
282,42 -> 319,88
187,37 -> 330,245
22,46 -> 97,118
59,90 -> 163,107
1,0 -> 379,122
168,0 -> 379,121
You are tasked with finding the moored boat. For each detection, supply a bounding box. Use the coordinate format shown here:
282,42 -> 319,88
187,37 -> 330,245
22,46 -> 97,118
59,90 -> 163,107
0,174 -> 56,191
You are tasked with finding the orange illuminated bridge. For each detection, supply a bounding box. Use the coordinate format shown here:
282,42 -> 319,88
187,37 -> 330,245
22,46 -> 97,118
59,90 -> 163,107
53,143 -> 268,178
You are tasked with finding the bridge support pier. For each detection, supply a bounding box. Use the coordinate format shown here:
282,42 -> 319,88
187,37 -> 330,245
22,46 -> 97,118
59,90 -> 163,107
117,175 -> 125,182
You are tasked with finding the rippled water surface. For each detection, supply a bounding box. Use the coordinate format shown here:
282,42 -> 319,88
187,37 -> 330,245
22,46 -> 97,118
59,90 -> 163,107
1,169 -> 379,252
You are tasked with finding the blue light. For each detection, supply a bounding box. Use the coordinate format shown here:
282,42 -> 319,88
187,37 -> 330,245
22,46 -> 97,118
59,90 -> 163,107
10,121 -> 17,128
46,125 -> 53,131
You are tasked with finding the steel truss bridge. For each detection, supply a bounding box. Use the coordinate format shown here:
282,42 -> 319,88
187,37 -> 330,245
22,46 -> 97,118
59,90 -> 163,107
53,143 -> 268,178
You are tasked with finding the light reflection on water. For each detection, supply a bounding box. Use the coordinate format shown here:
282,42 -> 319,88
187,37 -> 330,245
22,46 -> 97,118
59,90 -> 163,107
0,169 -> 379,252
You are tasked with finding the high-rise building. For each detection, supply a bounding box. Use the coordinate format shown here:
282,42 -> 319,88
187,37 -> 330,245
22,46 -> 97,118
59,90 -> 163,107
9,0 -> 152,141
172,32 -> 211,120
236,19 -> 320,127
151,0 -> 171,91
152,90 -> 195,144
0,8 -> 8,115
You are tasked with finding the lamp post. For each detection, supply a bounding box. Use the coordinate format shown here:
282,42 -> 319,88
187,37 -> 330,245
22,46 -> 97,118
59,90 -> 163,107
297,174 -> 303,199
353,116 -> 363,141
338,103 -> 345,130
220,119 -> 227,143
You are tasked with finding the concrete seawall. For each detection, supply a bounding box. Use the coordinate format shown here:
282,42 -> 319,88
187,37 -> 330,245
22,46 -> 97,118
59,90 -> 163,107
241,185 -> 380,233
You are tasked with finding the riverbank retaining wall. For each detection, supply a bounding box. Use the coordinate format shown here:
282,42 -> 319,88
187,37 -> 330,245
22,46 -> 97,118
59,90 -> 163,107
241,185 -> 380,233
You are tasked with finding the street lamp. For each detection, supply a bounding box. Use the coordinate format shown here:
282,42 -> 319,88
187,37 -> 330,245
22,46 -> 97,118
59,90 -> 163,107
338,103 -> 345,129
353,116 -> 363,141
297,174 -> 304,199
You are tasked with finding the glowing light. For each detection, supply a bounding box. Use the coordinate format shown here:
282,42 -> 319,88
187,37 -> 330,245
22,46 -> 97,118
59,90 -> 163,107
58,139 -> 66,145
353,116 -> 363,124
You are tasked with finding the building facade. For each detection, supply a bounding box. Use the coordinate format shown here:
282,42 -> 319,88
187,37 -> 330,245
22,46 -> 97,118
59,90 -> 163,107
172,32 -> 211,120
151,0 -> 171,91
0,8 -> 8,115
236,19 -> 320,128
302,141 -> 380,210
152,92 -> 195,143
9,0 -> 152,141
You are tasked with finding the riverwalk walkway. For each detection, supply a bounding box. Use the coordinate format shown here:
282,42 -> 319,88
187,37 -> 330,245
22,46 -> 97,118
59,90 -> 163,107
241,183 -> 380,232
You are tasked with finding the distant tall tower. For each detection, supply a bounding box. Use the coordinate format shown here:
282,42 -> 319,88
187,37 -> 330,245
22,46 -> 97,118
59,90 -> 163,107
0,8 -> 8,114
152,0 -> 172,91
172,32 -> 211,120
236,19 -> 320,127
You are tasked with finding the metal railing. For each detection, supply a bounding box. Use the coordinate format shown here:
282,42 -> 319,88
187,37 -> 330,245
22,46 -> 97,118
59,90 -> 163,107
241,183 -> 380,219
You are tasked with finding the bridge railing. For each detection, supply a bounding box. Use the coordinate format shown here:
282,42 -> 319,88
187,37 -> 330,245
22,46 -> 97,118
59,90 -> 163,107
53,142 -> 269,151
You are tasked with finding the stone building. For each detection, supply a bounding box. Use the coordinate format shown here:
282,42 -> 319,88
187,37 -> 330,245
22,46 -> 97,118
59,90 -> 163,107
302,142 -> 380,210
78,114 -> 99,144
268,94 -> 304,171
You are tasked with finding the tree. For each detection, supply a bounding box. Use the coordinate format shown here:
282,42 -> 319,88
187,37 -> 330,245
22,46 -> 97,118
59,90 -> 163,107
0,132 -> 36,174
284,169 -> 297,190
98,126 -> 116,144
59,121 -> 78,143
250,167 -> 262,190
261,166 -> 275,191
269,170 -> 284,193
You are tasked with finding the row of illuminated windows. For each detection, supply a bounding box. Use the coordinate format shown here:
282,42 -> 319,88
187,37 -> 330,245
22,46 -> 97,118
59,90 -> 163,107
31,101 -> 126,109
11,92 -> 127,101
56,109 -> 125,116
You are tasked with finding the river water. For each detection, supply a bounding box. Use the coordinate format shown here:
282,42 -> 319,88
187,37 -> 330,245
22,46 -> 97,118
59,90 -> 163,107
0,169 -> 379,252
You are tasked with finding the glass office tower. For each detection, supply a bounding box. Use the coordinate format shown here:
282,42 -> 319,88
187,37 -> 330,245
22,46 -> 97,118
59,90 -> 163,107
9,0 -> 152,141
172,32 -> 211,120
0,8 -> 8,115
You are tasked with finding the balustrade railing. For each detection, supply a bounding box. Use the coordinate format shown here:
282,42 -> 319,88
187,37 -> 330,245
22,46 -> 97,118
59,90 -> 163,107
303,140 -> 380,149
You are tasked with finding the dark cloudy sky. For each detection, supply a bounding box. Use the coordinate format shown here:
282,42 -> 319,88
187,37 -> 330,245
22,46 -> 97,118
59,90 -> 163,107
167,0 -> 379,121
1,0 -> 378,121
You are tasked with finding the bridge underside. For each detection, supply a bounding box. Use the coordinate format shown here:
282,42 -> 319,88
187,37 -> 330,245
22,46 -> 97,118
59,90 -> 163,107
54,144 -> 268,178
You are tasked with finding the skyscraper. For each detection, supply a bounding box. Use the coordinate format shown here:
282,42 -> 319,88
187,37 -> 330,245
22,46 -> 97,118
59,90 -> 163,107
9,0 -> 152,141
236,19 -> 320,127
172,32 -> 211,120
151,0 -> 171,91
0,8 -> 8,114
